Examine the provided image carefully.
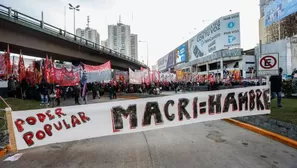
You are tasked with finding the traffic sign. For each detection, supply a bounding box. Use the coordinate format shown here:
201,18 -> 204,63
260,56 -> 277,69
258,53 -> 279,76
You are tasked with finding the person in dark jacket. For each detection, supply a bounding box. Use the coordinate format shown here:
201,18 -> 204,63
270,68 -> 283,108
74,84 -> 81,105
39,79 -> 49,106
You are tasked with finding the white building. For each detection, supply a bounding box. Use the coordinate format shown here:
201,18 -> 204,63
174,48 -> 256,79
107,20 -> 138,59
130,34 -> 138,60
76,28 -> 100,45
108,23 -> 131,56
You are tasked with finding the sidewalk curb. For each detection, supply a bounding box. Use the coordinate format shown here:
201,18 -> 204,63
118,96 -> 140,99
224,118 -> 297,149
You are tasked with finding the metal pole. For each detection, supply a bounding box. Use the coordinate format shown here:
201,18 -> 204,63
41,11 -> 44,29
73,10 -> 76,34
146,42 -> 149,67
278,21 -> 281,40
257,40 -> 262,78
64,6 -> 66,32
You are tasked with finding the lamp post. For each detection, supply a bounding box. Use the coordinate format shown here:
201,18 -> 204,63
69,3 -> 80,35
139,40 -> 149,67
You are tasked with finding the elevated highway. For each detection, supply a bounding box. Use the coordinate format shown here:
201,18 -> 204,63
0,4 -> 146,70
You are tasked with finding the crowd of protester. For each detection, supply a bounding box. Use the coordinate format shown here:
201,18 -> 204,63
5,68 -> 297,109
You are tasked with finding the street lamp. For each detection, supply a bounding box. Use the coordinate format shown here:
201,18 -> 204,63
139,40 -> 149,67
69,3 -> 80,35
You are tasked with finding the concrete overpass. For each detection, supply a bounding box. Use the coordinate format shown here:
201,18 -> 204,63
0,4 -> 147,70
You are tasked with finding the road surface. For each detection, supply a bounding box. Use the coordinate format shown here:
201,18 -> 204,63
1,120 -> 297,168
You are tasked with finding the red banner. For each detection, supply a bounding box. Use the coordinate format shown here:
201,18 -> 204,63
83,61 -> 112,83
84,61 -> 111,71
18,54 -> 26,82
54,68 -> 80,86
0,54 -> 7,76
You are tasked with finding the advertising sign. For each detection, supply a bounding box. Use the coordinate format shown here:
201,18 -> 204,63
258,53 -> 279,76
175,43 -> 188,64
189,12 -> 241,61
157,55 -> 169,71
9,86 -> 270,150
264,0 -> 297,27
167,51 -> 175,69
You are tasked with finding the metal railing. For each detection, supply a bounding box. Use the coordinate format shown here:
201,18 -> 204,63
0,4 -> 146,68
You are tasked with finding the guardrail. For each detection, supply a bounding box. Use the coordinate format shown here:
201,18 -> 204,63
0,4 -> 146,68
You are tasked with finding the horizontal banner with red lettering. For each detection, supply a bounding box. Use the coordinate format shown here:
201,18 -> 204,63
10,85 -> 270,150
54,68 -> 80,86
83,61 -> 112,83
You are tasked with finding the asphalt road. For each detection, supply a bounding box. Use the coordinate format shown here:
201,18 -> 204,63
1,120 -> 297,168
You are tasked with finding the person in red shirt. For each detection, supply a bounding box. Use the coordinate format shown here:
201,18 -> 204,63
55,85 -> 62,106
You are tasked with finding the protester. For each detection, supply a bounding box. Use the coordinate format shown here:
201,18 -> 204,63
108,84 -> 113,100
55,85 -> 62,106
74,84 -> 81,105
270,67 -> 283,108
8,76 -> 16,98
113,85 -> 117,99
39,79 -> 49,106
49,85 -> 56,107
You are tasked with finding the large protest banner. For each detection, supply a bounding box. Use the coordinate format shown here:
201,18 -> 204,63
84,61 -> 112,83
129,68 -> 142,84
54,68 -> 80,86
8,86 -> 270,150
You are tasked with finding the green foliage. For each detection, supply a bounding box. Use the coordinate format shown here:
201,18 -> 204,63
282,79 -> 293,97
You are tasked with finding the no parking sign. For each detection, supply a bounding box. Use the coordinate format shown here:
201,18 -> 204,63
258,53 -> 279,76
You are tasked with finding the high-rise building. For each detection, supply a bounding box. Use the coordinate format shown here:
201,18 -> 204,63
130,34 -> 138,60
76,28 -> 100,45
108,23 -> 131,56
107,17 -> 138,60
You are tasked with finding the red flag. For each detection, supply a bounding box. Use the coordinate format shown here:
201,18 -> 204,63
49,58 -> 55,83
44,55 -> 49,82
6,44 -> 11,77
18,53 -> 25,82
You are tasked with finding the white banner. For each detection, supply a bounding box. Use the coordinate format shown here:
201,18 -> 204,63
11,86 -> 270,150
85,70 -> 112,83
160,72 -> 176,82
189,12 -> 241,61
129,68 -> 142,84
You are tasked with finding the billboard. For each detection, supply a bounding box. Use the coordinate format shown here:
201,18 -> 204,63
157,54 -> 168,71
175,42 -> 188,64
167,51 -> 175,69
264,0 -> 297,27
188,12 -> 241,61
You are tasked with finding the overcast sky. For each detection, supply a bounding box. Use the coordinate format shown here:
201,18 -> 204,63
1,0 -> 260,66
